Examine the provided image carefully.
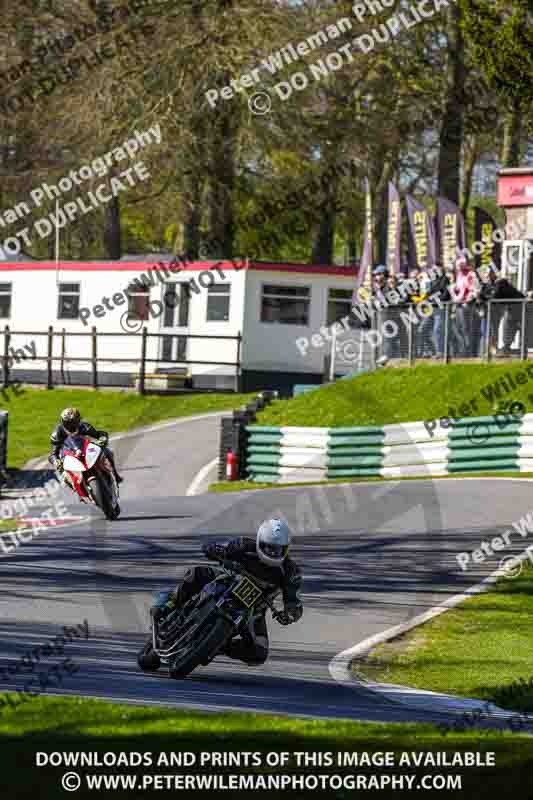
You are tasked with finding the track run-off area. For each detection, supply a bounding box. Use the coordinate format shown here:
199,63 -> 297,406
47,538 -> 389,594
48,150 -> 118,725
1,411 -> 532,728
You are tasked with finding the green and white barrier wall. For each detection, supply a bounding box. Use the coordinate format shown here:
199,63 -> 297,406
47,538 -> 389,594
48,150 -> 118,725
245,414 -> 533,483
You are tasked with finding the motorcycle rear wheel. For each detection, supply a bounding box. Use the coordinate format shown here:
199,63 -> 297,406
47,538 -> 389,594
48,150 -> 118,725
169,615 -> 233,679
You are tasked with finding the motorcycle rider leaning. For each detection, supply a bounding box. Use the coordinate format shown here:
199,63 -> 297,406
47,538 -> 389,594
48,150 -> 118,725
49,407 -> 123,490
140,519 -> 303,671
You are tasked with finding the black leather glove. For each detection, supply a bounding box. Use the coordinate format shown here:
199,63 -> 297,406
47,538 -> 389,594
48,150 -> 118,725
225,539 -> 243,558
202,542 -> 225,560
285,603 -> 303,624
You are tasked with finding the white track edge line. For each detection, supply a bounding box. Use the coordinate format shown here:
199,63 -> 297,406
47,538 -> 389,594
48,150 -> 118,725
186,458 -> 219,497
329,551 -> 533,723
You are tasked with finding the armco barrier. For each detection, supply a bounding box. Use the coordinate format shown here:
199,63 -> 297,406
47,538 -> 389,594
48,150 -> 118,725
245,412 -> 533,482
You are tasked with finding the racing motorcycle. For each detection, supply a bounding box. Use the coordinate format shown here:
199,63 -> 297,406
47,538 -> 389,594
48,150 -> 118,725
61,434 -> 120,520
137,560 -> 284,679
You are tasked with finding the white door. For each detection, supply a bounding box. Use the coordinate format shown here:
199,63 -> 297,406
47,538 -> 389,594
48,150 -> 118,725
159,283 -> 190,365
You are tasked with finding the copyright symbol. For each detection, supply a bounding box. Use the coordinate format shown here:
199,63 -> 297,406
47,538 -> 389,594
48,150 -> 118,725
467,423 -> 490,445
509,401 -> 526,418
499,556 -> 522,579
120,310 -> 143,334
62,772 -> 81,792
338,338 -> 358,363
248,91 -> 272,115
198,242 -> 212,260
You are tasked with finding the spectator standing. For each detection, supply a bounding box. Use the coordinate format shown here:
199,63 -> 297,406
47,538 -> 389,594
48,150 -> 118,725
418,268 -> 435,357
429,263 -> 450,358
383,273 -> 404,358
372,265 -> 387,292
445,267 -> 462,356
371,265 -> 390,360
452,257 -> 480,357
476,267 -> 497,355
477,267 -> 525,355
406,267 -> 433,357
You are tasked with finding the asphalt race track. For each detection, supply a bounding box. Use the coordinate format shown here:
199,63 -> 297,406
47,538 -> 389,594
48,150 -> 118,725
2,412 -> 533,727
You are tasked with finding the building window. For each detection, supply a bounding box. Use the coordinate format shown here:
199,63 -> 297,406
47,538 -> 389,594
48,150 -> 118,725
327,288 -> 353,326
126,283 -> 149,320
57,283 -> 80,320
261,284 -> 310,325
162,284 -> 190,328
163,284 -> 177,328
178,285 -> 190,327
0,284 -> 12,318
206,283 -> 230,322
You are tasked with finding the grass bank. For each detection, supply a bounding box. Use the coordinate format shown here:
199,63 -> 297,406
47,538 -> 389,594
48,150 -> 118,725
255,363 -> 533,428
1,696 -> 533,798
355,563 -> 533,713
209,472 -> 533,493
4,388 -> 253,468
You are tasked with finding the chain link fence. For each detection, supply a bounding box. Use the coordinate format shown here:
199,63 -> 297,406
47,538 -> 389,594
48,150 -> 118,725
328,300 -> 533,372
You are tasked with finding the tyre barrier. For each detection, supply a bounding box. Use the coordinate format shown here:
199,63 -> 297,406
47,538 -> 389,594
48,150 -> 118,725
218,391 -> 277,481
245,412 -> 533,483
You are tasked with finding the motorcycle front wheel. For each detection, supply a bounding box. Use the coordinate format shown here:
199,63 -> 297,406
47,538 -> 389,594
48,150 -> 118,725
138,638 -> 161,672
169,615 -> 234,679
89,476 -> 119,520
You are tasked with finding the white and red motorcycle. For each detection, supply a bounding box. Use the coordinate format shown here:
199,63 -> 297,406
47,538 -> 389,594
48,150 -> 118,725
61,434 -> 120,520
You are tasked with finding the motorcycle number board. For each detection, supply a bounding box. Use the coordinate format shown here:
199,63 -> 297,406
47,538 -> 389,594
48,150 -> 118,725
232,576 -> 263,608
86,443 -> 100,467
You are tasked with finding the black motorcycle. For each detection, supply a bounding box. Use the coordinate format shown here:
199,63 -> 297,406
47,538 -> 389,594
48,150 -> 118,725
138,560 -> 284,679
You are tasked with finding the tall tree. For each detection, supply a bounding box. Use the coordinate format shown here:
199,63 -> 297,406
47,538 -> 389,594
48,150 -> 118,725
437,2 -> 466,204
461,0 -> 533,162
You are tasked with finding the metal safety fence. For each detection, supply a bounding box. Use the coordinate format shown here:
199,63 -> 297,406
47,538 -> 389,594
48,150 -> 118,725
329,300 -> 533,371
0,326 -> 242,394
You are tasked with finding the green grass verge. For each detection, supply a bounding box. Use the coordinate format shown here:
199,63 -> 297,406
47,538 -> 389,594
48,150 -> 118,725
0,519 -> 18,532
1,696 -> 533,798
355,563 -> 533,713
255,363 -> 533,428
209,472 -> 533,493
5,388 -> 253,469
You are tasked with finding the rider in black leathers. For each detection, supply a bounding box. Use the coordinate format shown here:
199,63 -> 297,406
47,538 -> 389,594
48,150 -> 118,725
49,407 -> 122,487
140,519 -> 303,670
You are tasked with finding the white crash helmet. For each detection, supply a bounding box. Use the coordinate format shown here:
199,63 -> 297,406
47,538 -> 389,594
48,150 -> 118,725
61,407 -> 81,434
256,518 -> 290,568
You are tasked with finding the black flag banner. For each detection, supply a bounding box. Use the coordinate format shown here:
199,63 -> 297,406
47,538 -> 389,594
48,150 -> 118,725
386,182 -> 401,274
354,177 -> 373,299
473,206 -> 502,272
405,195 -> 436,270
436,197 -> 466,270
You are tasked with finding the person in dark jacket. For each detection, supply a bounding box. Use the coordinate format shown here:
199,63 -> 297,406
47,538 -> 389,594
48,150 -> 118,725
429,263 -> 450,358
477,267 -> 525,354
143,519 -> 303,669
49,407 -> 122,488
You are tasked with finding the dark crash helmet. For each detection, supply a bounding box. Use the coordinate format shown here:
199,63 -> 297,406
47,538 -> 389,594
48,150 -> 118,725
60,407 -> 81,434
